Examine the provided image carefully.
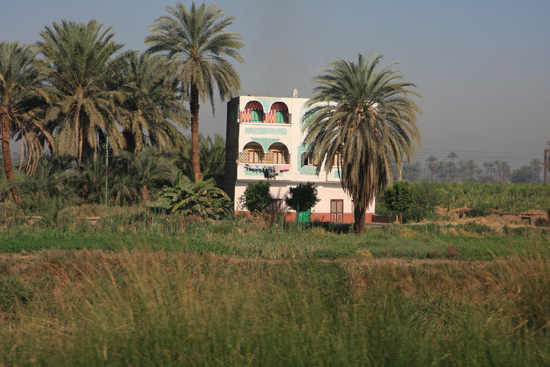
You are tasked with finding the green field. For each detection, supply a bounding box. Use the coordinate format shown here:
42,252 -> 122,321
1,184 -> 550,365
0,250 -> 549,366
1,221 -> 550,261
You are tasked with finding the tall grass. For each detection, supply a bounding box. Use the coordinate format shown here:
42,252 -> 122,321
416,182 -> 550,212
0,251 -> 549,366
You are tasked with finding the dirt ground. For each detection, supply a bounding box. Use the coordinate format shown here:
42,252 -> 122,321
427,206 -> 549,228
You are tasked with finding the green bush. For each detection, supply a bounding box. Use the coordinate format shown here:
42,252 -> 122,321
155,172 -> 231,219
243,181 -> 273,213
285,182 -> 320,212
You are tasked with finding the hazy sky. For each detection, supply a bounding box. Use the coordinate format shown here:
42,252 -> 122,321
2,0 -> 549,169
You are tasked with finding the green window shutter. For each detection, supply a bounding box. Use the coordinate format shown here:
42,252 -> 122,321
251,110 -> 262,121
275,111 -> 285,124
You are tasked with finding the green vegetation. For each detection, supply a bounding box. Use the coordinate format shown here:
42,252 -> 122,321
0,251 -> 549,366
242,181 -> 274,213
284,182 -> 320,213
156,172 -> 231,218
303,53 -> 421,233
383,181 -> 416,223
145,2 -> 243,182
0,208 -> 549,261
377,181 -> 550,221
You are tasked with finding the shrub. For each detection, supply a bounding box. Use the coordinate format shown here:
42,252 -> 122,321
285,182 -> 320,213
243,181 -> 274,213
156,172 -> 231,219
383,181 -> 415,223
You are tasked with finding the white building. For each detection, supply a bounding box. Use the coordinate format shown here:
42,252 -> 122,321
224,94 -> 376,223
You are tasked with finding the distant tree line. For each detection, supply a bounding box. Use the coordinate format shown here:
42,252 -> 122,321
399,151 -> 545,184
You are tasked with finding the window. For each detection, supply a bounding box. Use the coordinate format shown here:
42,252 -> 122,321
275,111 -> 286,124
251,109 -> 263,122
241,142 -> 264,164
248,149 -> 261,163
267,143 -> 289,165
302,152 -> 319,166
272,150 -> 285,164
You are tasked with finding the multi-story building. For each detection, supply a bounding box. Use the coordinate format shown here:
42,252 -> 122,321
224,93 -> 376,223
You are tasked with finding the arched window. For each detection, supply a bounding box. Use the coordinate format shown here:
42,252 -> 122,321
266,102 -> 290,124
241,101 -> 264,123
266,143 -> 290,165
240,142 -> 264,163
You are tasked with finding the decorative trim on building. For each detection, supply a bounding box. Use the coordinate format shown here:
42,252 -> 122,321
250,137 -> 281,151
244,127 -> 287,135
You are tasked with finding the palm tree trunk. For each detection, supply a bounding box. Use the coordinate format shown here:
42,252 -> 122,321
141,184 -> 148,207
353,202 -> 366,234
1,116 -> 20,205
190,83 -> 201,182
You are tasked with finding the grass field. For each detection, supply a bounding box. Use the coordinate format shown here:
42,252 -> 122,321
1,221 -> 550,261
0,189 -> 549,366
0,251 -> 549,366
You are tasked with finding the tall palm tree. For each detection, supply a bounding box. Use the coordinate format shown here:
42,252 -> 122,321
0,41 -> 46,204
483,162 -> 494,178
38,20 -> 125,162
303,53 -> 421,233
425,155 -> 438,181
145,2 -> 244,182
447,151 -> 458,162
110,51 -> 189,155
466,160 -> 478,180
402,162 -> 421,182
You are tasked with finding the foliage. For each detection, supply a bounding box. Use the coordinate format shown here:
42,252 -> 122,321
383,181 -> 416,214
0,41 -> 49,204
0,250 -> 550,365
403,181 -> 442,222
511,166 -> 535,183
303,53 -> 421,233
145,2 -> 244,182
111,51 -> 188,154
284,182 -> 320,212
243,181 -> 273,213
156,172 -> 230,219
38,20 -> 125,161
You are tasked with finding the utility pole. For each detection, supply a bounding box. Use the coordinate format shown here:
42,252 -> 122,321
545,141 -> 550,184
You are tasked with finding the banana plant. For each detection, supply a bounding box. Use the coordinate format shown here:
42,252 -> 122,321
156,172 -> 231,219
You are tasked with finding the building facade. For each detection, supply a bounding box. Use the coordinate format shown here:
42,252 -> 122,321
224,94 -> 375,223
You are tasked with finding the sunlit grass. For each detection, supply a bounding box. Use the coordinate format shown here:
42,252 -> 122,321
0,251 -> 549,366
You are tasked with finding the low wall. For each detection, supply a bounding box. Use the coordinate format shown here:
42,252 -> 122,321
235,211 -> 374,223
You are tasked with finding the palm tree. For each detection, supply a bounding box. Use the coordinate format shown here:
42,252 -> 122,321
145,2 -> 244,182
444,161 -> 457,182
111,51 -> 188,155
199,133 -> 225,175
303,53 -> 422,233
464,160 -> 478,180
111,148 -> 176,206
38,20 -> 125,162
447,151 -> 458,162
425,155 -> 438,181
0,41 -> 46,204
483,162 -> 494,178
